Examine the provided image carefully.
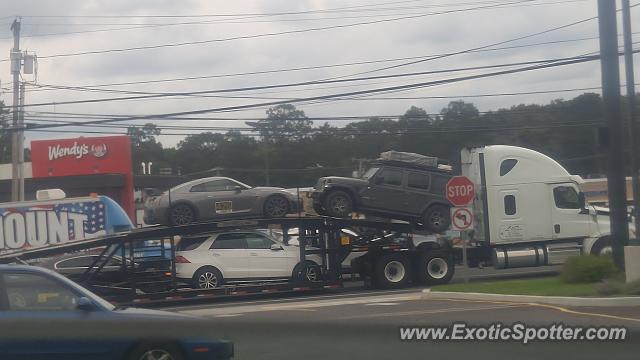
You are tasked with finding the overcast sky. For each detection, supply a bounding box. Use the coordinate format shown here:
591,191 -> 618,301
0,0 -> 638,148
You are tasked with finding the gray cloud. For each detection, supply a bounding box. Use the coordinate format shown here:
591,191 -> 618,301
0,0 -> 638,148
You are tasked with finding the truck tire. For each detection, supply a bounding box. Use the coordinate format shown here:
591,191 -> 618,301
590,236 -> 612,256
192,266 -> 224,289
324,190 -> 353,218
374,253 -> 410,289
423,205 -> 451,233
414,252 -> 454,285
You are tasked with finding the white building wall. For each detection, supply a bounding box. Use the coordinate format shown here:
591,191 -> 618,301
0,162 -> 33,180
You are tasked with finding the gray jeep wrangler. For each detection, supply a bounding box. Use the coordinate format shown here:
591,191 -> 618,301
311,151 -> 453,233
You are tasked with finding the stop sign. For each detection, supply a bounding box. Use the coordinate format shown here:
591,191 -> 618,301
446,176 -> 475,206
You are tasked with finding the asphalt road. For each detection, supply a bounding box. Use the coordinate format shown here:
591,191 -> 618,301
161,265 -> 639,360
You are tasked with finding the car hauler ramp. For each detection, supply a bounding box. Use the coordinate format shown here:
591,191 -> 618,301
0,216 -> 415,306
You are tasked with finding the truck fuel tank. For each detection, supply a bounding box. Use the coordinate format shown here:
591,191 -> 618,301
492,245 -> 548,269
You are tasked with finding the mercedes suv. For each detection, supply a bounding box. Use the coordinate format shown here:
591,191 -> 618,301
311,152 -> 453,233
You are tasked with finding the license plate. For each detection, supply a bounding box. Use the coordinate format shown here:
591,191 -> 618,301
215,201 -> 233,214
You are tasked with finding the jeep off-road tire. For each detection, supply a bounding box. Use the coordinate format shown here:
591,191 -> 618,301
324,190 -> 354,218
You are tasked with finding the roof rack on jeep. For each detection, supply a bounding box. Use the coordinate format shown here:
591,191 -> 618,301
375,151 -> 452,172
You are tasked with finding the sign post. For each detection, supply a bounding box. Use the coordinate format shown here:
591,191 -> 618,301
446,176 -> 476,283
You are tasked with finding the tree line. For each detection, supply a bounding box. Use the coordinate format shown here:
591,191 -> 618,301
1,93 -> 639,188
127,93 -> 639,188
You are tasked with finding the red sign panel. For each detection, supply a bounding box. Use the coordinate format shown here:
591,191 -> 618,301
31,136 -> 132,177
446,176 -> 475,206
31,136 -> 135,221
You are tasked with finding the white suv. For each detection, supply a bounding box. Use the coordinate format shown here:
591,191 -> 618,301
175,230 -> 322,289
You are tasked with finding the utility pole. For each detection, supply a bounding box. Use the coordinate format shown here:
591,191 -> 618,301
9,18 -> 21,202
18,81 -> 25,200
597,0 -> 629,270
623,0 -> 640,246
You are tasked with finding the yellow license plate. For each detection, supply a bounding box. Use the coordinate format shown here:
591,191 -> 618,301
215,201 -> 233,214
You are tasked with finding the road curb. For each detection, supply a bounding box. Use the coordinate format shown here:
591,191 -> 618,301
422,289 -> 640,307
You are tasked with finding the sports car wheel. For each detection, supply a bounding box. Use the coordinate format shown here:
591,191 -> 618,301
169,204 -> 195,226
264,195 -> 290,218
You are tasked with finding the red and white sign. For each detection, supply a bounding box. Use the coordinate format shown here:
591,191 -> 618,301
451,207 -> 473,231
446,176 -> 475,206
30,136 -> 135,220
31,136 -> 131,177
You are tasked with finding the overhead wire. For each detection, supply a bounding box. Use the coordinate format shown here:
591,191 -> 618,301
17,55 -> 597,103
323,1 -> 639,80
10,35 -> 613,95
22,121 -> 604,137
15,0 -> 548,19
5,51 -> 625,132
0,0 -> 540,62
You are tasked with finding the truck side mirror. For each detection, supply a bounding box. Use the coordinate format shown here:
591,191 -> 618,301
578,192 -> 588,214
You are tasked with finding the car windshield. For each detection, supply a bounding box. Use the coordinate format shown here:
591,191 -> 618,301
360,167 -> 380,180
49,270 -> 117,311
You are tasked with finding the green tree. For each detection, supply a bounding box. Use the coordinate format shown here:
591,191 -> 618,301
127,123 -> 166,174
246,104 -> 313,141
398,106 -> 432,129
127,123 -> 161,148
440,100 -> 480,122
175,132 -> 226,176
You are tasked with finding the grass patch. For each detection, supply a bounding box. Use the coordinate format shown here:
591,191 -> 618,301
431,276 -> 599,297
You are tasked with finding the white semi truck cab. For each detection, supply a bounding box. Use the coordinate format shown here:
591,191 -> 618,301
461,145 -> 618,269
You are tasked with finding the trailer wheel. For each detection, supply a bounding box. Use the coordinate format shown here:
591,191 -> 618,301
414,252 -> 454,285
292,261 -> 321,284
128,342 -> 184,360
374,253 -> 410,289
423,205 -> 451,233
324,190 -> 353,218
192,267 -> 224,289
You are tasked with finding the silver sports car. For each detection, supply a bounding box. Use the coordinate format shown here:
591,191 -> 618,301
143,177 -> 301,225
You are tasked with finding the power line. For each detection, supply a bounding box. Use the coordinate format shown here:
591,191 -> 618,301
14,0 -> 586,29
11,35 -> 610,95
15,0 -> 542,19
329,1 -> 639,80
20,117 -> 604,133
0,1 -> 543,62
6,53 -> 614,132
22,121 -> 604,137
19,85 -> 604,102
18,55 -> 590,104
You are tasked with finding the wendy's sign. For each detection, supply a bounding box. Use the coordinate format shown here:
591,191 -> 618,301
31,136 -> 131,177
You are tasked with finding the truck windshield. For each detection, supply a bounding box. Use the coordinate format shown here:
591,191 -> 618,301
361,167 -> 379,180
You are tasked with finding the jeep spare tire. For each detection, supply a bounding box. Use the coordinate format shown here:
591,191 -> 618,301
424,205 -> 451,233
324,190 -> 353,218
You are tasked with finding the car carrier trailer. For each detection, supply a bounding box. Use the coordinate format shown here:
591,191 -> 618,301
0,216 -> 457,306
0,145 -> 629,306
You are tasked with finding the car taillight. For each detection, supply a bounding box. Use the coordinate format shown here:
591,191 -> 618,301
175,255 -> 190,263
